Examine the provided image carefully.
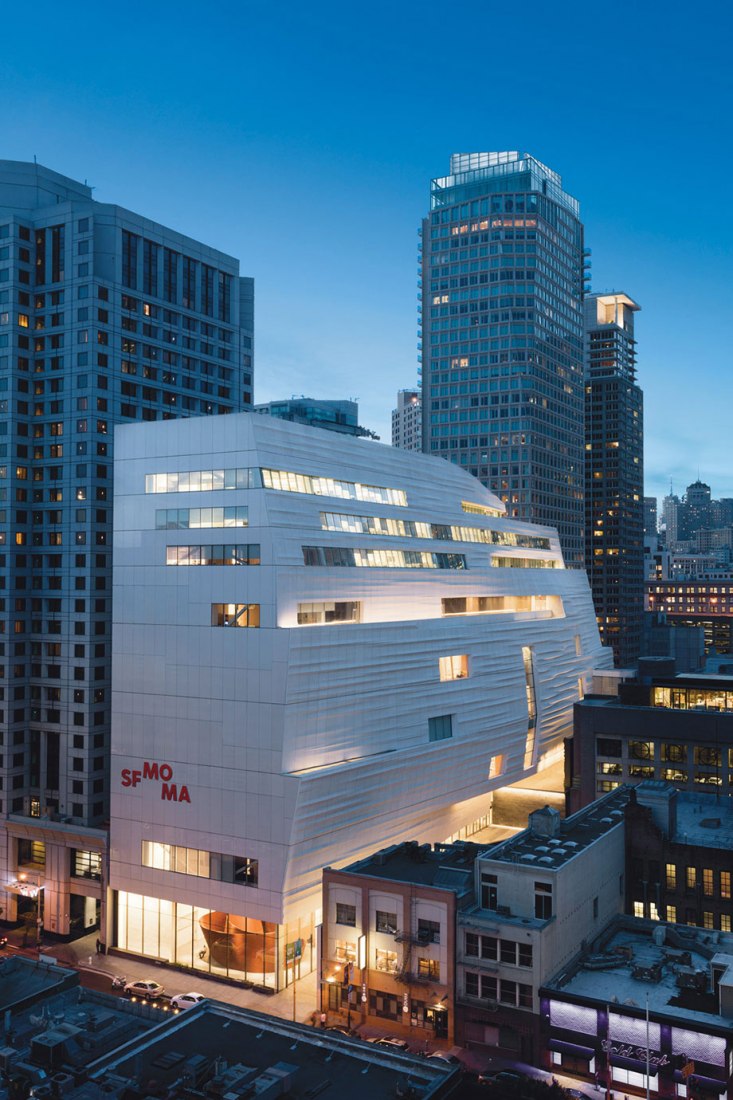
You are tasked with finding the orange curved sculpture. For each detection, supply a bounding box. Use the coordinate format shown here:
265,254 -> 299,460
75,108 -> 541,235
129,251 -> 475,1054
199,911 -> 277,973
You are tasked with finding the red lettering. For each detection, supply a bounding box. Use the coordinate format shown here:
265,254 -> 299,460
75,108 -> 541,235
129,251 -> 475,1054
159,763 -> 173,782
131,770 -> 142,787
142,762 -> 159,781
161,782 -> 178,801
178,785 -> 190,803
121,768 -> 132,788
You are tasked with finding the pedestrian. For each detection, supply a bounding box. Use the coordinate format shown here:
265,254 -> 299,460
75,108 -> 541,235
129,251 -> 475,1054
320,1011 -> 326,1028
95,938 -> 101,954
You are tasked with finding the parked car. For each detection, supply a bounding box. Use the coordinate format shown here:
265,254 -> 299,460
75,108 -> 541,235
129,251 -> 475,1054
478,1069 -> 526,1087
123,979 -> 165,1000
427,1051 -> 462,1066
367,1036 -> 410,1051
325,1025 -> 356,1038
170,991 -> 206,1010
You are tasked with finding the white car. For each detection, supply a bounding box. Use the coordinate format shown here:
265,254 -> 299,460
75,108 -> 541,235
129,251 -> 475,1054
123,979 -> 165,1001
170,992 -> 206,1011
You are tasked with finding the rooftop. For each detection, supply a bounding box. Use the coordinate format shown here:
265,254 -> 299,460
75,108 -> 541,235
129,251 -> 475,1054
339,839 -> 487,893
482,787 -> 630,871
0,955 -> 77,1014
545,917 -> 733,1029
89,1002 -> 457,1099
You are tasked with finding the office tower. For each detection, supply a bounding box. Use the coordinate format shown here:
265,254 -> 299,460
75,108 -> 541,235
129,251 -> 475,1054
391,389 -> 422,451
110,412 -> 609,991
584,292 -> 643,667
643,496 -> 657,538
677,479 -> 713,542
661,489 -> 680,547
420,152 -> 587,567
254,397 -> 377,438
0,160 -> 253,935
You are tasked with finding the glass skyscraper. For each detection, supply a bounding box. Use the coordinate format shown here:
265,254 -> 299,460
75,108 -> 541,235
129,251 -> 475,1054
420,152 -> 587,566
584,292 -> 643,667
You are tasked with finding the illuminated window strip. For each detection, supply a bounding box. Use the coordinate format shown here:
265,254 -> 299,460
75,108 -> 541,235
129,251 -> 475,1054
302,546 -> 466,570
146,468 -> 259,493
462,500 -> 503,517
145,466 -> 407,507
142,840 -> 258,886
156,506 -> 248,529
166,544 -> 260,566
492,556 -> 559,569
320,511 -> 550,550
262,468 -> 406,506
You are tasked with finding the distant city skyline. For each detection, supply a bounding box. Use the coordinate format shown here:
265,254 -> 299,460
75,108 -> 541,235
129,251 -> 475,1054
3,0 -> 729,505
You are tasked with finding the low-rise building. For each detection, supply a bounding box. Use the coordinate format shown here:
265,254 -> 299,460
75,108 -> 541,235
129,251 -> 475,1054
322,840 -> 483,1044
456,791 -> 629,1062
568,670 -> 733,812
625,781 -> 733,932
542,916 -> 733,1097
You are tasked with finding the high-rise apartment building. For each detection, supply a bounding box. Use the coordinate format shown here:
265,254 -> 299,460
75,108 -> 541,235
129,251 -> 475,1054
0,161 -> 253,936
391,389 -> 422,451
643,496 -> 657,537
584,292 -> 643,667
420,152 -> 587,567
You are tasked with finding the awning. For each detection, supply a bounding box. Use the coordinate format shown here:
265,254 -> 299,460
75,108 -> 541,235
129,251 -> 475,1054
673,1073 -> 726,1091
549,1040 -> 596,1059
688,1075 -> 727,1094
610,1055 -> 658,1077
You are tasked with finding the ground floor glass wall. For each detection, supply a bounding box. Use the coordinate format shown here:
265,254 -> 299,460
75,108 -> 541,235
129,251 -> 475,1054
115,891 -> 315,992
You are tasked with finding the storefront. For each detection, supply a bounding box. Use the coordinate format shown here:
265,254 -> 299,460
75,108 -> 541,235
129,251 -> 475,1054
114,890 -> 315,992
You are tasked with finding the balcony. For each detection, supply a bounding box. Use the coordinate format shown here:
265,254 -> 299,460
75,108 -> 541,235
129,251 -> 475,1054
394,928 -> 433,946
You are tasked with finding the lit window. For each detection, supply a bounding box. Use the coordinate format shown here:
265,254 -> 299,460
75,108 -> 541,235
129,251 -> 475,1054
210,603 -> 260,628
297,601 -> 360,625
439,654 -> 469,681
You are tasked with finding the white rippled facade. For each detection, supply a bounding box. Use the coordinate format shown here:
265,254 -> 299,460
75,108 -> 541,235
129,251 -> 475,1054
109,413 -> 609,986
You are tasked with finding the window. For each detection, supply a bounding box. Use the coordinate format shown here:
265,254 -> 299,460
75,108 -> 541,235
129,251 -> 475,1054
465,932 -> 498,959
166,544 -> 260,566
375,948 -> 398,973
721,871 -> 731,899
336,903 -> 356,927
142,841 -> 257,886
465,972 -> 497,1000
418,919 -> 441,945
72,849 -> 101,879
297,601 -> 360,625
376,911 -> 397,934
428,714 -> 453,742
418,958 -> 440,980
439,654 -> 469,681
481,872 -> 498,910
666,863 -> 677,890
686,867 -> 697,890
18,839 -> 46,866
155,506 -> 248,529
629,740 -> 654,760
703,868 -> 714,897
534,881 -> 552,920
211,603 -> 259,628
695,746 -> 721,767
666,905 -> 677,923
721,915 -> 731,933
661,743 -> 686,763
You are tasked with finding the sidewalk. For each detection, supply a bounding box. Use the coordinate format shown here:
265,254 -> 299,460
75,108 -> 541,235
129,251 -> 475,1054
20,930 -> 320,1026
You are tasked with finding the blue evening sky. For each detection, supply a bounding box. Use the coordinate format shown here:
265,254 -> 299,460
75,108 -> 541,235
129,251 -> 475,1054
2,0 -> 730,503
